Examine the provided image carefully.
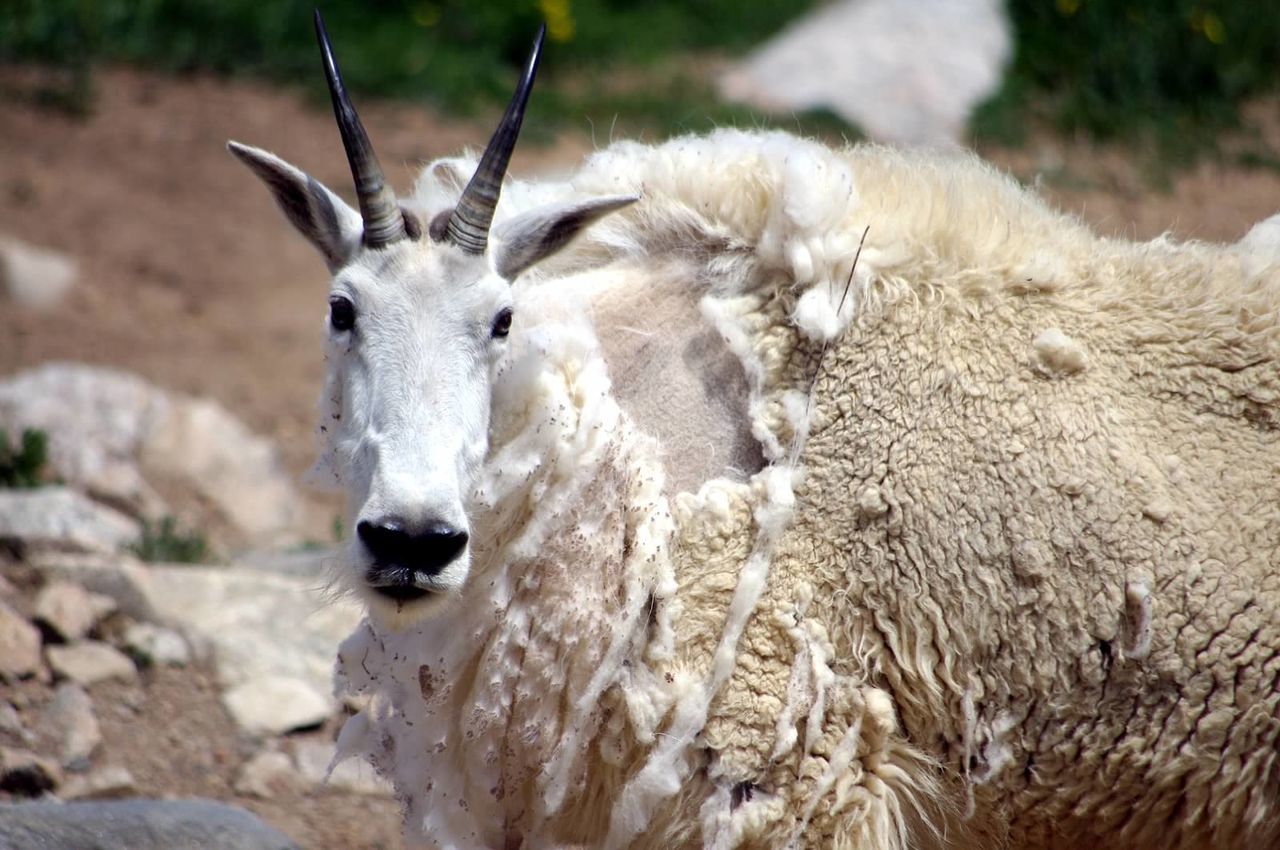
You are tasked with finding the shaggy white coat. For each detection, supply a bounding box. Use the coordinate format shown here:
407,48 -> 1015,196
332,130 -> 1280,850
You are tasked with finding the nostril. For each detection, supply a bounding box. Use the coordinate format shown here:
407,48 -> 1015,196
421,523 -> 468,564
357,517 -> 407,560
358,517 -> 468,576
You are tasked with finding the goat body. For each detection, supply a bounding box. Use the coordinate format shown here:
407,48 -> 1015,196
324,131 -> 1280,849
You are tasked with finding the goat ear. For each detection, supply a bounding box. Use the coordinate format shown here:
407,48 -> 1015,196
227,141 -> 363,271
492,195 -> 638,280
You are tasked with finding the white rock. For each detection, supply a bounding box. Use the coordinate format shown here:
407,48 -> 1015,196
27,552 -> 157,623
46,683 -> 102,767
0,365 -> 166,516
292,739 -> 393,796
0,600 -> 43,679
0,364 -> 301,546
136,563 -> 361,706
35,580 -> 116,641
46,641 -> 138,686
0,746 -> 62,796
140,397 -> 299,546
719,0 -> 1011,146
59,765 -> 137,800
222,677 -> 331,736
0,487 -> 141,556
121,622 -> 190,667
0,702 -> 33,745
233,750 -> 302,799
0,236 -> 77,310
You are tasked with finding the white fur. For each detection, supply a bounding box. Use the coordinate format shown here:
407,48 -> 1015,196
232,126 -> 1280,850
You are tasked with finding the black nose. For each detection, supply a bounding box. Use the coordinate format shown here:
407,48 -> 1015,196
357,517 -> 468,576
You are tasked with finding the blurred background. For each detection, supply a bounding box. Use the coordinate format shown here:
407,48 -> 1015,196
0,2 -> 1278,848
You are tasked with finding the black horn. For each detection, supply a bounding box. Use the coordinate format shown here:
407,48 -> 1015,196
445,25 -> 546,254
314,9 -> 406,249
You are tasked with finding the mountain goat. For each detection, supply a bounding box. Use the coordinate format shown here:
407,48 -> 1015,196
229,13 -> 1280,850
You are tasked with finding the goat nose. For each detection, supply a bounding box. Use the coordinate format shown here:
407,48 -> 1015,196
357,517 -> 469,575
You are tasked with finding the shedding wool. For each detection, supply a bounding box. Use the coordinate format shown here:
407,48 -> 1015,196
332,130 -> 1280,849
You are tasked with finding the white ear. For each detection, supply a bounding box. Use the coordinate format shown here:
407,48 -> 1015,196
228,141 -> 364,271
492,194 -> 638,280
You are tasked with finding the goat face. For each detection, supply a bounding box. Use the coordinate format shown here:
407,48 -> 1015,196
324,243 -> 508,618
228,14 -> 634,627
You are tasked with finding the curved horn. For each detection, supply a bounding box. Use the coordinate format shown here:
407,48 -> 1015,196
445,25 -> 546,254
314,9 -> 406,249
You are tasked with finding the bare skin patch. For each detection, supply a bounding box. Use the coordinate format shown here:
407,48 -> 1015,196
586,267 -> 763,494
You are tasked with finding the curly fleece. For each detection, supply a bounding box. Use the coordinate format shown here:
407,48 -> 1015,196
333,129 -> 1280,849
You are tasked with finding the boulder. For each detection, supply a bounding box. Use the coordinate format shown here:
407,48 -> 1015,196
0,365 -> 165,516
45,683 -> 102,767
121,621 -> 191,667
0,487 -> 140,556
233,750 -> 302,799
136,562 -> 360,712
0,236 -> 77,311
0,703 -> 33,746
0,364 -> 301,547
719,0 -> 1011,146
0,601 -> 42,680
139,396 -> 299,546
59,765 -> 137,800
46,641 -> 138,686
27,552 -> 157,623
0,747 -> 61,797
0,799 -> 301,849
34,580 -> 116,642
222,677 -> 330,736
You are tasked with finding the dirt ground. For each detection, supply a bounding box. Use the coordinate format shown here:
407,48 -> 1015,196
1,64 -> 1278,849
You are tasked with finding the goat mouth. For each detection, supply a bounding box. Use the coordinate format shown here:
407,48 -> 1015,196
370,583 -> 432,603
366,566 -> 439,604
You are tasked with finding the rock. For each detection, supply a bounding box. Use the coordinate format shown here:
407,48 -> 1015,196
46,641 -> 138,686
0,747 -> 62,796
136,563 -> 361,709
59,765 -> 137,800
222,677 -> 331,736
0,236 -> 77,310
0,601 -> 42,680
45,683 -> 102,767
292,739 -> 393,796
121,621 -> 190,667
0,487 -> 141,556
34,580 -> 116,642
139,396 -> 299,546
27,552 -> 158,623
0,799 -> 301,849
0,703 -> 33,746
719,0 -> 1011,146
0,364 -> 301,547
0,365 -> 167,517
233,750 -> 302,799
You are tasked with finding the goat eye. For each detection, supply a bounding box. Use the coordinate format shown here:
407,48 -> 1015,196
491,307 -> 513,339
329,296 -> 355,332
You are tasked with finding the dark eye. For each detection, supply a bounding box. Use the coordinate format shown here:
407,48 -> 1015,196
491,307 -> 513,339
329,296 -> 355,333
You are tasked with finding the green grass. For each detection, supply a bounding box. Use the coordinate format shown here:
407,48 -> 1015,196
975,0 -> 1280,169
5,2 -> 1278,168
131,516 -> 211,564
0,0 -> 821,134
0,428 -> 50,489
